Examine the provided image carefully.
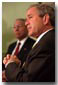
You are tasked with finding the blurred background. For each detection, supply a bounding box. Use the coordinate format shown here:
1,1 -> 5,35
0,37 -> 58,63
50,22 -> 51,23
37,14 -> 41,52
2,2 -> 55,57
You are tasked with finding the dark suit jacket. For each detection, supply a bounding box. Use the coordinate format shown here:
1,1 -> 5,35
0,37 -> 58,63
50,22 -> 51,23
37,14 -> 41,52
5,29 -> 55,82
2,37 -> 35,70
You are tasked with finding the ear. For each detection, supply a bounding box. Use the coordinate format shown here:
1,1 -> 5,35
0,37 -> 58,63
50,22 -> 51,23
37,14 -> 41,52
43,14 -> 50,25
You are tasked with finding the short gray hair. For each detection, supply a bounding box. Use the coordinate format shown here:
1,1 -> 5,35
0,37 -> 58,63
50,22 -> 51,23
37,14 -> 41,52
16,18 -> 26,22
28,4 -> 55,27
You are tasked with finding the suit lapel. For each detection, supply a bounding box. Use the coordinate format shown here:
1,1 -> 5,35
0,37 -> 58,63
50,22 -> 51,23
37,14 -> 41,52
7,42 -> 17,54
27,29 -> 55,61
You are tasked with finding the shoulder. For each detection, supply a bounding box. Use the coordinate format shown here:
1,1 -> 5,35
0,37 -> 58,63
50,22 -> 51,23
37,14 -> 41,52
8,41 -> 17,48
46,29 -> 55,37
44,29 -> 55,42
35,29 -> 55,50
39,29 -> 55,48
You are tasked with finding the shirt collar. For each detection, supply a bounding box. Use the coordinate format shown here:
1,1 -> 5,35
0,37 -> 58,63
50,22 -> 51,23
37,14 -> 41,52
17,37 -> 28,45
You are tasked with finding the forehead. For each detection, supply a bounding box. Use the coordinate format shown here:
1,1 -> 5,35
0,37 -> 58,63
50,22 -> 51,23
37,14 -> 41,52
26,7 -> 38,16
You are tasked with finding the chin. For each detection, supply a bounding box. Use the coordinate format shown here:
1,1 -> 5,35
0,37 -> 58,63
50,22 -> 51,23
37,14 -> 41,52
28,32 -> 32,36
16,36 -> 19,39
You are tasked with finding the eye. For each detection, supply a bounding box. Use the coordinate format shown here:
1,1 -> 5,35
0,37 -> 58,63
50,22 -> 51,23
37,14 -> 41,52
29,16 -> 32,19
13,25 -> 23,29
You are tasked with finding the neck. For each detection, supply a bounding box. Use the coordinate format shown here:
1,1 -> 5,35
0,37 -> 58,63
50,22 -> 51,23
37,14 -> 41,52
35,26 -> 53,38
42,25 -> 53,33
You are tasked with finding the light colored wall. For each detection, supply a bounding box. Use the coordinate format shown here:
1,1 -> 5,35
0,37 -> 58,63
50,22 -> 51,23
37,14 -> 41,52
2,2 -> 37,55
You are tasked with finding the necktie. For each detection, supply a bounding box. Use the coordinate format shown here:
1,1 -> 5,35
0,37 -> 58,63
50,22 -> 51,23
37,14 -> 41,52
14,42 -> 21,56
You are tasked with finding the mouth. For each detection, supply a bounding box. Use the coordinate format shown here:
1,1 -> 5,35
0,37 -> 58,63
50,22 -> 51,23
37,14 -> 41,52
27,26 -> 32,30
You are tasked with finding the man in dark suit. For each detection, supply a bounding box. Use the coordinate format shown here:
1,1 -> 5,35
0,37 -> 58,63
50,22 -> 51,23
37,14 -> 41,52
3,3 -> 55,82
3,37 -> 35,68
2,18 -> 35,81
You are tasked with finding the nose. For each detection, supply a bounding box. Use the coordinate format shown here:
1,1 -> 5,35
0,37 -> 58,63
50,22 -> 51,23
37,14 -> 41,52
25,19 -> 30,26
14,27 -> 19,31
15,27 -> 19,31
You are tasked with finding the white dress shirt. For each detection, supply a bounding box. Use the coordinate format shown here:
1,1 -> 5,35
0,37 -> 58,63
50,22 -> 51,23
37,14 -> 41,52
12,37 -> 28,56
5,37 -> 28,68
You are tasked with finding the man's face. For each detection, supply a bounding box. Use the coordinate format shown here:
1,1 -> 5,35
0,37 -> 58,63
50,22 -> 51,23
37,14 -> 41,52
13,20 -> 28,40
25,7 -> 44,38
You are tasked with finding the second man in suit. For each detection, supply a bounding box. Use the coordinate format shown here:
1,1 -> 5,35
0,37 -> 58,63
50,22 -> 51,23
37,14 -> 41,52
2,18 -> 35,81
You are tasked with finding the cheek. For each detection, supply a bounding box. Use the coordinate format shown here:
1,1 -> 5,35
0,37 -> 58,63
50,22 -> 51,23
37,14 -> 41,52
36,19 -> 43,28
31,20 -> 36,27
20,29 -> 25,34
31,21 -> 37,31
